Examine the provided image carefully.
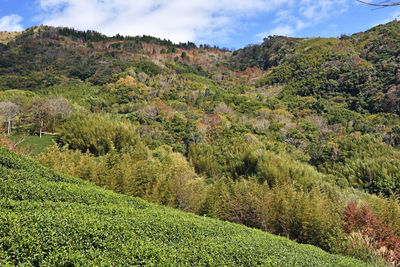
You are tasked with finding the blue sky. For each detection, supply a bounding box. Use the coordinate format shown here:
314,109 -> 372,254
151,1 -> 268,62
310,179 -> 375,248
0,0 -> 399,49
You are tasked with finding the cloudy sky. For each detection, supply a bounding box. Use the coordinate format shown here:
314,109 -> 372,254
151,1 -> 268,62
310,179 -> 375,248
0,0 -> 399,48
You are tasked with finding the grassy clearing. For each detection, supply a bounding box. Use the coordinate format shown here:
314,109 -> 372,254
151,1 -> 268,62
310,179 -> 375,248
10,134 -> 56,156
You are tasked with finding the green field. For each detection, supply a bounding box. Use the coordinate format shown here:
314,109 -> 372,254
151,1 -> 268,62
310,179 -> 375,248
0,147 -> 371,266
10,134 -> 56,156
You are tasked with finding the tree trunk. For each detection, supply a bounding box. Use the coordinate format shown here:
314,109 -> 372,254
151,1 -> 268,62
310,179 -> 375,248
53,116 -> 56,132
40,119 -> 43,138
7,117 -> 11,134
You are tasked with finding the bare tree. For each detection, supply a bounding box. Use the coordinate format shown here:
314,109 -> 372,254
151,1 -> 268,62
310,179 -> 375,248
28,98 -> 49,138
46,96 -> 73,131
0,102 -> 19,134
357,0 -> 400,7
138,104 -> 158,121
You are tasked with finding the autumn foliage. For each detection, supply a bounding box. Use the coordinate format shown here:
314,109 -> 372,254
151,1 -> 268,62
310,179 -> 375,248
343,202 -> 400,264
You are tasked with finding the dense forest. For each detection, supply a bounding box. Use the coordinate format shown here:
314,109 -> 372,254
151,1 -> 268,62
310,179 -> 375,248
1,22 -> 400,265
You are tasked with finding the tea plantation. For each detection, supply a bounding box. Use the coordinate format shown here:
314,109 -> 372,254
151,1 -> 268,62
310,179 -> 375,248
0,147 -> 370,266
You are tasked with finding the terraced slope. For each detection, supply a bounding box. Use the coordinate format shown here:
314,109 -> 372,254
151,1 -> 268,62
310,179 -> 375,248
0,147 -> 370,266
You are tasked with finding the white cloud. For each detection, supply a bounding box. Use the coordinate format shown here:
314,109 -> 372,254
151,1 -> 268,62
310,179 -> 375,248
0,15 -> 24,31
38,0 -> 323,44
257,0 -> 349,38
35,0 -> 349,44
37,0 -> 282,43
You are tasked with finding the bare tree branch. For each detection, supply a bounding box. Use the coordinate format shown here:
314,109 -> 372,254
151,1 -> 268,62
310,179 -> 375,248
13,133 -> 27,147
357,0 -> 400,7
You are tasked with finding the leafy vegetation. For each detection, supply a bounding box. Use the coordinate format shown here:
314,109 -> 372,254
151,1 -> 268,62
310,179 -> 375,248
2,21 -> 400,265
0,147 -> 369,266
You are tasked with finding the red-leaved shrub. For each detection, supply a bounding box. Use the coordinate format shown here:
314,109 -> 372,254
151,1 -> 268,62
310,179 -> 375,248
343,202 -> 400,264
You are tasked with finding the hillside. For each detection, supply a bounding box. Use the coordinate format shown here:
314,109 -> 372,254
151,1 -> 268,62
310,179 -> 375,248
1,22 -> 400,265
231,21 -> 400,114
0,147 -> 367,266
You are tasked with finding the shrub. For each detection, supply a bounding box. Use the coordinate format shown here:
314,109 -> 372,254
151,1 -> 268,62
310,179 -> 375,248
133,61 -> 162,76
58,114 -> 139,156
343,202 -> 400,265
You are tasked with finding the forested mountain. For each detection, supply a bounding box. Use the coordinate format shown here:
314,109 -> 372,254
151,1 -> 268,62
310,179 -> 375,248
1,22 -> 400,265
232,22 -> 400,114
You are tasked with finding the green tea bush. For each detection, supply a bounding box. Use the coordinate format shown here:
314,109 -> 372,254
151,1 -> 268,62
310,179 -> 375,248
0,147 -> 369,266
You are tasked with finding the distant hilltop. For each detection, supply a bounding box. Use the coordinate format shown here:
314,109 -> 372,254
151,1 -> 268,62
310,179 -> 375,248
0,31 -> 21,44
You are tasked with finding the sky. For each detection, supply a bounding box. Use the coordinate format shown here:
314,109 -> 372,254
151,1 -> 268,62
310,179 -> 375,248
0,0 -> 399,49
